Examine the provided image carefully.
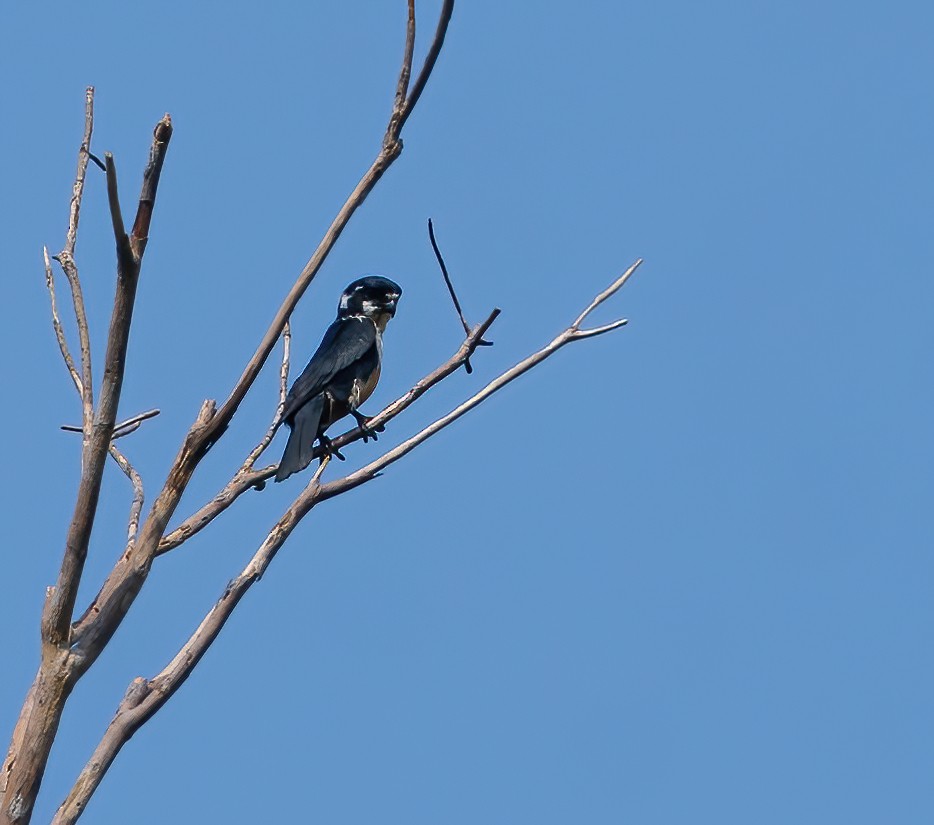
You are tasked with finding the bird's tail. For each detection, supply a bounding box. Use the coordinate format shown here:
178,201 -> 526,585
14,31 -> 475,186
275,396 -> 325,482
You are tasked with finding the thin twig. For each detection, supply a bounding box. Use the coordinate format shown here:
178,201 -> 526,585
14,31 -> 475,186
54,251 -> 95,443
571,258 -> 642,330
394,0 -> 417,114
278,322 -> 291,411
398,0 -> 455,132
427,218 -> 492,374
61,409 -> 161,438
428,218 -> 470,337
64,88 -> 95,258
44,247 -> 82,396
107,445 -> 145,547
54,85 -> 97,450
104,153 -> 134,278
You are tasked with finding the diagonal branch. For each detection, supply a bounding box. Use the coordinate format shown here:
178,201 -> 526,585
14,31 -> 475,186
157,309 -> 499,555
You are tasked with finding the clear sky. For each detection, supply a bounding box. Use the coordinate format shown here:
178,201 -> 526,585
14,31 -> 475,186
2,1 -> 932,822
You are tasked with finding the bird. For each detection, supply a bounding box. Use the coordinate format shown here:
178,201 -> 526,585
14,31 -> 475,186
274,275 -> 402,482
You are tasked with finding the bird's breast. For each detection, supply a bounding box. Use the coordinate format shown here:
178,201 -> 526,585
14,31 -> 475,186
350,332 -> 382,409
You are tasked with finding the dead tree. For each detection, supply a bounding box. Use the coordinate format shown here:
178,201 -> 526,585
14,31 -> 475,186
0,3 -> 641,823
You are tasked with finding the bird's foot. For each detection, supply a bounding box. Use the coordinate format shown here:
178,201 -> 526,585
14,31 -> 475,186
318,434 -> 346,461
351,410 -> 385,443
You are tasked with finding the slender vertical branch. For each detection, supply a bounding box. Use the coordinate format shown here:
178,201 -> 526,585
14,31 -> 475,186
57,85 -> 97,449
43,247 -> 82,396
398,0 -> 454,132
394,0 -> 417,114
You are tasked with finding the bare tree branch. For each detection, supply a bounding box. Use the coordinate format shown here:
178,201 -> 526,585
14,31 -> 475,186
278,321 -> 291,409
63,88 -> 95,258
61,409 -> 161,438
59,87 -> 97,444
427,217 -> 492,374
106,445 -> 145,548
43,247 -> 82,397
53,249 -> 94,443
398,0 -> 454,132
103,154 -> 134,279
394,0 -> 416,114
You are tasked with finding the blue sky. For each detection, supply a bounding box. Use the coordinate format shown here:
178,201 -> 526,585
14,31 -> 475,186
2,1 -> 932,822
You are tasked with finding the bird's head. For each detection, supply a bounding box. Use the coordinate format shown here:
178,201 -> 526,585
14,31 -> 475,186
338,276 -> 402,330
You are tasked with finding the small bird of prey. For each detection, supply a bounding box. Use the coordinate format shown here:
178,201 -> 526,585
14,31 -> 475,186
274,276 -> 402,482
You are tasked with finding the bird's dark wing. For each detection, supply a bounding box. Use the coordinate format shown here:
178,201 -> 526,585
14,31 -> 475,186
280,317 -> 377,422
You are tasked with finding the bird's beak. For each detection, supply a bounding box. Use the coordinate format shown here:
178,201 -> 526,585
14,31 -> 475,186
386,294 -> 400,316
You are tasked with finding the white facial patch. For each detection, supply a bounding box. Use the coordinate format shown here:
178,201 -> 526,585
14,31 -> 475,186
340,283 -> 368,312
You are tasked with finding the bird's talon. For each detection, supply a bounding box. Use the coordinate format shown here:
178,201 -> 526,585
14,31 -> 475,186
318,435 -> 346,461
